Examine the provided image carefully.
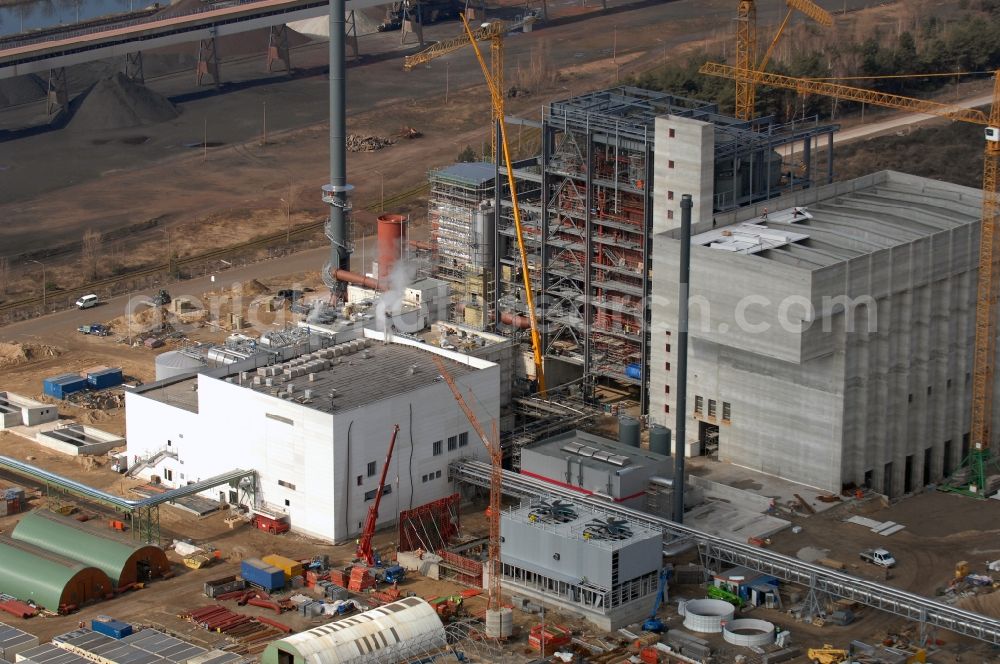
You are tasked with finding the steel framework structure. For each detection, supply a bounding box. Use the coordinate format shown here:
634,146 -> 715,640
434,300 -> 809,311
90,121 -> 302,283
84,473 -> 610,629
451,459 -> 1000,645
495,86 -> 836,412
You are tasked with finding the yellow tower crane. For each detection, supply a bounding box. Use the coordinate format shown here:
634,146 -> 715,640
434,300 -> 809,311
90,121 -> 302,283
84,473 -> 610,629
700,61 -> 1000,496
404,15 -> 547,395
431,354 -> 503,611
734,0 -> 833,120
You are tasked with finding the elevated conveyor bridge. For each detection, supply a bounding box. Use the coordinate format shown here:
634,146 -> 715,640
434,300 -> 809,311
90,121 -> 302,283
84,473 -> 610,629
0,455 -> 256,543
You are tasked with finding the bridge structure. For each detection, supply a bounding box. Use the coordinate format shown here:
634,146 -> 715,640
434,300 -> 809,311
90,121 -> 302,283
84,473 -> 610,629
451,458 -> 1000,647
0,455 -> 256,544
0,0 -> 388,112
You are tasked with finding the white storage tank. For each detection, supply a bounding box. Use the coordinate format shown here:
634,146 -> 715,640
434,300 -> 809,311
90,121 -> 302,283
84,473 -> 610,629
154,351 -> 206,380
260,597 -> 445,664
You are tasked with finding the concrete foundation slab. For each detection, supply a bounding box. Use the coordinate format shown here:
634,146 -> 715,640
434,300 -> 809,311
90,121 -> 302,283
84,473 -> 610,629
35,424 -> 123,456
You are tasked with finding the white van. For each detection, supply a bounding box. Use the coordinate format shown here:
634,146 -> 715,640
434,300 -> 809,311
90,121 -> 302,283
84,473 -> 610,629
76,294 -> 98,309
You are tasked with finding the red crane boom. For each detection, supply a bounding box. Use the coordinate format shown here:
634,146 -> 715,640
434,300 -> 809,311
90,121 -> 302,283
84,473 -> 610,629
356,424 -> 400,566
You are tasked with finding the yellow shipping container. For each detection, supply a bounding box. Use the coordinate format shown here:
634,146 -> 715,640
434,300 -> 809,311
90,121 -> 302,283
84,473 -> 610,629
262,554 -> 304,580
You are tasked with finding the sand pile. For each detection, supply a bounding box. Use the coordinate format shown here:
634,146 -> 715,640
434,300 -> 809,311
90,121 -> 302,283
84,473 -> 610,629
71,72 -> 179,132
0,342 -> 63,369
236,279 -> 270,296
957,590 -> 1000,618
105,306 -> 166,332
0,74 -> 45,107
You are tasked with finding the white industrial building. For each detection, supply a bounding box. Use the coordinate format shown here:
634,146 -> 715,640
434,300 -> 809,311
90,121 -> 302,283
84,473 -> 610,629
651,171 -> 992,498
500,501 -> 663,630
126,329 -> 499,542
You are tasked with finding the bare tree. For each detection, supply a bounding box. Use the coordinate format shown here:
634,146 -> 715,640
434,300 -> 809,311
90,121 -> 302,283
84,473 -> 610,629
0,256 -> 8,296
82,229 -> 102,280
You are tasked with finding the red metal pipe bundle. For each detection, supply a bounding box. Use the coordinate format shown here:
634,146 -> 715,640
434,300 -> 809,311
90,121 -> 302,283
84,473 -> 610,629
256,617 -> 293,633
246,598 -> 282,614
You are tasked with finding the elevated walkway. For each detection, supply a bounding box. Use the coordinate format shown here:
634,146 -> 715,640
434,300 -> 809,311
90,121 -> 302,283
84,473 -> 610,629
0,455 -> 255,543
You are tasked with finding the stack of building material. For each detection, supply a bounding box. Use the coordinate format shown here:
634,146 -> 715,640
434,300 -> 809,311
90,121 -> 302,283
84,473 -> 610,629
528,624 -> 571,655
0,488 -> 25,517
185,606 -> 286,645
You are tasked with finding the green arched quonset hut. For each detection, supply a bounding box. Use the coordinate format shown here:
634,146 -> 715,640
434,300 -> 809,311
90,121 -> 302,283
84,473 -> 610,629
12,510 -> 170,588
0,535 -> 112,610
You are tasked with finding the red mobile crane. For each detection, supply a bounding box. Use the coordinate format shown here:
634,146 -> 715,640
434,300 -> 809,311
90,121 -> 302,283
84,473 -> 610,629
354,424 -> 405,584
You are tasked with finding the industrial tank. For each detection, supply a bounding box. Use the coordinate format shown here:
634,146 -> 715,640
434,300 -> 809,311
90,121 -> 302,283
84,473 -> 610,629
261,597 -> 445,664
377,213 -> 407,280
154,351 -> 206,380
649,424 -> 671,456
618,416 -> 640,447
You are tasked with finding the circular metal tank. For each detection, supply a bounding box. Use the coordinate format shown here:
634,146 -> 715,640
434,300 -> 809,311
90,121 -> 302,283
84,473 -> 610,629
154,351 -> 205,380
682,599 -> 735,633
377,213 -> 406,280
485,607 -> 513,638
649,424 -> 671,456
722,619 -> 775,646
618,416 -> 640,447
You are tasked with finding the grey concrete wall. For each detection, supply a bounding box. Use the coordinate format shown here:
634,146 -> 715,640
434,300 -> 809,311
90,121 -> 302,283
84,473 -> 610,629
500,517 -> 614,588
653,116 -> 714,235
650,171 -> 993,497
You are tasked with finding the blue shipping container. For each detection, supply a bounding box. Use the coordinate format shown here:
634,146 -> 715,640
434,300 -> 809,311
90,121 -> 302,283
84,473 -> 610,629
240,559 -> 285,591
625,363 -> 642,380
91,618 -> 133,639
87,367 -> 124,390
43,374 -> 89,399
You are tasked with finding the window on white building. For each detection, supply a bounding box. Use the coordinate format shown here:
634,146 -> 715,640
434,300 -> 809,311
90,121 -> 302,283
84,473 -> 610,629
459,432 -> 469,447
448,436 -> 457,451
364,486 -> 392,501
278,480 -> 296,490
367,461 -> 377,477
433,441 -> 442,456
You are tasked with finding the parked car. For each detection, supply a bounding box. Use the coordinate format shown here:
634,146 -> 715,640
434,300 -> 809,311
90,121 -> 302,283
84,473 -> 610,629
76,294 -> 98,309
859,548 -> 896,568
77,323 -> 110,336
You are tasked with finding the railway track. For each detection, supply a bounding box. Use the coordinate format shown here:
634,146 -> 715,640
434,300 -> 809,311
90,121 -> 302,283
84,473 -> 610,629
0,183 -> 430,316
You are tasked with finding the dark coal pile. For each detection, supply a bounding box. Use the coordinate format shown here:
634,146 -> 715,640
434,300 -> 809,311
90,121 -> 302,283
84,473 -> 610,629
70,72 -> 179,132
0,74 -> 46,107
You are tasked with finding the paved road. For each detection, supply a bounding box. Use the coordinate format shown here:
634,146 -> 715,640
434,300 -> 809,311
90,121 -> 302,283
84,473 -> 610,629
780,92 -> 993,157
1,247 -> 333,342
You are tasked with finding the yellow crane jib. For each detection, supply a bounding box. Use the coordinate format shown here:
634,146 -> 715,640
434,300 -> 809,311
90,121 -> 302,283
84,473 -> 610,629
734,0 -> 833,120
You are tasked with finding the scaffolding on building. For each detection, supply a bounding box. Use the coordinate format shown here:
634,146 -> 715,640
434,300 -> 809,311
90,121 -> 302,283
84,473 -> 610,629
429,162 -> 497,330
494,86 -> 837,413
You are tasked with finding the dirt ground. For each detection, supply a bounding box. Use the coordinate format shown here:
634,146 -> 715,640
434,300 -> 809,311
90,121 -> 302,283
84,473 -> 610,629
0,0 -> 880,303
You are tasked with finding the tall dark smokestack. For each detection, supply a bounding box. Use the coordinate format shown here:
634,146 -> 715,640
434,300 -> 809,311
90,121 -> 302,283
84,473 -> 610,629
673,194 -> 693,524
322,0 -> 352,296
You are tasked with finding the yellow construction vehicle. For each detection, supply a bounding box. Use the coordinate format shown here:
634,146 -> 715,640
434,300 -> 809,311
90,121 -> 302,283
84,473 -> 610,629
807,645 -> 848,664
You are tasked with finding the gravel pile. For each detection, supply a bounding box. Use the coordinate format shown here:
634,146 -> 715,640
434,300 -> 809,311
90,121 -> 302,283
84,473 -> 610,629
70,72 -> 179,132
0,74 -> 46,107
347,133 -> 395,152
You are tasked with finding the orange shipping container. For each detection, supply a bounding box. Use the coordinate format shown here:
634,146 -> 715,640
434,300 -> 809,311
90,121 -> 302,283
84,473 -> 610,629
262,554 -> 304,580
